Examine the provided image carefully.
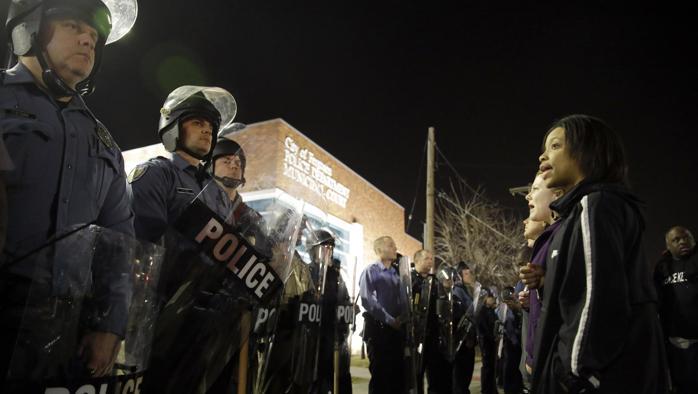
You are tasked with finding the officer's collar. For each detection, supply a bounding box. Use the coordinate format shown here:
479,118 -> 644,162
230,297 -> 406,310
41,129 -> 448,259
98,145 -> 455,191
3,63 -> 36,85
172,153 -> 199,171
4,63 -> 87,111
173,153 -> 211,182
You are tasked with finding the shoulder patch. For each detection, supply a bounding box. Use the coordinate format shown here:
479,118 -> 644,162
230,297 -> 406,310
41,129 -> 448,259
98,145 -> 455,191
95,122 -> 117,150
128,164 -> 149,183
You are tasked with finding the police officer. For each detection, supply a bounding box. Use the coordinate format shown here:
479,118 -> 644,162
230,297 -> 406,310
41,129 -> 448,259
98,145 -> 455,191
0,0 -> 136,381
261,220 -> 315,393
412,250 -> 451,394
312,231 -> 353,394
477,288 -> 499,394
130,85 -> 237,244
452,262 -> 477,394
130,86 -> 242,393
209,122 -> 266,246
499,286 -> 524,394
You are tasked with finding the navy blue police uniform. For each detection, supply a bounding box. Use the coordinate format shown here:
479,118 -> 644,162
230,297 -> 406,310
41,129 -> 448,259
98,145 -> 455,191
0,62 -> 133,376
129,152 -> 233,244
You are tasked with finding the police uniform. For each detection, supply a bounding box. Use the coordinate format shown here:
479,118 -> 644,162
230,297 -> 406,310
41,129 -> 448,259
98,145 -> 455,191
315,261 -> 353,394
130,152 -> 233,243
0,62 -> 133,377
130,152 -> 234,306
412,270 -> 452,394
452,283 -> 476,394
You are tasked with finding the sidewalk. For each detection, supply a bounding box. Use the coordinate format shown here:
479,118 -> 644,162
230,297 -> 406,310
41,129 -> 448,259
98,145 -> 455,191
351,360 -> 489,393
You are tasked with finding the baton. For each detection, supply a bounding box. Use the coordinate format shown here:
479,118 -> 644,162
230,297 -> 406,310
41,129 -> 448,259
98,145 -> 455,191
237,311 -> 252,393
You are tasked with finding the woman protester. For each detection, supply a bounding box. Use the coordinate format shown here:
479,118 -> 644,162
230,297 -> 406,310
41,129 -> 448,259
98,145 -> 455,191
531,115 -> 669,394
519,172 -> 564,375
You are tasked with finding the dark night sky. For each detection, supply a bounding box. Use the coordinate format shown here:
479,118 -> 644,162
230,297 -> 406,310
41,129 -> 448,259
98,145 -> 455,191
7,1 -> 698,254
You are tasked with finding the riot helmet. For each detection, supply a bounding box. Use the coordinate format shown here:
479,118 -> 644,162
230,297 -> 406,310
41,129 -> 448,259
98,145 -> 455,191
5,0 -> 138,96
209,123 -> 247,188
158,85 -> 237,161
306,229 -> 335,266
501,286 -> 515,302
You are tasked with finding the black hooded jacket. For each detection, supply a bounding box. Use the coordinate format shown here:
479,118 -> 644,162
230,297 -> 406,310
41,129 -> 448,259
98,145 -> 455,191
531,182 -> 669,394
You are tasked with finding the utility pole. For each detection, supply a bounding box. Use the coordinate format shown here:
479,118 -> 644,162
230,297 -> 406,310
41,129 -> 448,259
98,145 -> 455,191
425,127 -> 435,253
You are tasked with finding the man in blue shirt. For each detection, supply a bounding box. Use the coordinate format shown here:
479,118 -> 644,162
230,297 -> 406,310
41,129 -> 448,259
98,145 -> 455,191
360,235 -> 405,393
1,0 -> 135,381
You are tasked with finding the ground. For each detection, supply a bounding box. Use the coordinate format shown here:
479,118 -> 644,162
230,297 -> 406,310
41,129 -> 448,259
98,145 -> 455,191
350,355 -> 493,393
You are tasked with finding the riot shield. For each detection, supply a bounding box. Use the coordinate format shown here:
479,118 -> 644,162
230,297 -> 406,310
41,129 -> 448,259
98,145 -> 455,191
5,225 -> 164,393
144,183 -> 302,394
412,271 -> 433,373
435,264 -> 456,362
495,292 -> 508,359
398,255 -> 419,394
250,218 -> 330,393
331,255 -> 356,394
453,282 -> 485,355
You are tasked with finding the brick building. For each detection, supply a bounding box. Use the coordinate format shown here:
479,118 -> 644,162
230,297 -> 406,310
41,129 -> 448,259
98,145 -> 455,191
123,118 -> 423,351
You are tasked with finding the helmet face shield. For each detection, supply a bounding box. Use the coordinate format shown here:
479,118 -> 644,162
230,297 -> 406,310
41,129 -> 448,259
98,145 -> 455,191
310,244 -> 334,267
101,0 -> 137,44
5,0 -> 137,96
42,0 -> 137,44
158,86 -> 237,155
159,86 -> 237,133
42,2 -> 112,43
6,0 -> 137,47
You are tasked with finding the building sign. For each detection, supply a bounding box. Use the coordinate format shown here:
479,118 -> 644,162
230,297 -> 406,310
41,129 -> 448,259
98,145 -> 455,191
283,136 -> 351,208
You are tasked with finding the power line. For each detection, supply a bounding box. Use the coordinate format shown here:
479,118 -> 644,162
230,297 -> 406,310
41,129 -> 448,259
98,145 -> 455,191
433,144 -> 518,244
406,139 -> 427,233
434,143 -> 486,200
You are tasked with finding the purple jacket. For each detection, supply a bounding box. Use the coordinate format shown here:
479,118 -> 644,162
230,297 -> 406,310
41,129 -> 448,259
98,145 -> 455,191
525,220 -> 561,366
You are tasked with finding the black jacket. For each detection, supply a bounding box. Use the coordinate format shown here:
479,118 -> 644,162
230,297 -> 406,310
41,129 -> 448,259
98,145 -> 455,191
531,182 -> 669,394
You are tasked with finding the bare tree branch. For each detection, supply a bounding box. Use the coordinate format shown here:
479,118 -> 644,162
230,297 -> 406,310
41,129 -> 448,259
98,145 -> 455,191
434,180 -> 523,290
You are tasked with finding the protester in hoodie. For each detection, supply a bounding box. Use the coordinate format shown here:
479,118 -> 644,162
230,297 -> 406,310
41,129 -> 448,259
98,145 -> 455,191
654,226 -> 698,394
531,115 -> 669,394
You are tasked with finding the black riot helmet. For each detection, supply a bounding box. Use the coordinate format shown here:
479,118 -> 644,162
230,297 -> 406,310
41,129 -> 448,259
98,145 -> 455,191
306,228 -> 336,267
306,229 -> 336,249
5,0 -> 136,96
210,136 -> 246,189
158,86 -> 237,162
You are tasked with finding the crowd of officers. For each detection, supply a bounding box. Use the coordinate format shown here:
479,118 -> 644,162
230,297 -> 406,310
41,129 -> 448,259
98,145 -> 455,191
0,0 -> 356,393
359,237 -> 524,394
1,1 -> 696,394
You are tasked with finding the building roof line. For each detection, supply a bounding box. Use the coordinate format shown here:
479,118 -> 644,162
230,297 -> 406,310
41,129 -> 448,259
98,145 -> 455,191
250,118 -> 408,212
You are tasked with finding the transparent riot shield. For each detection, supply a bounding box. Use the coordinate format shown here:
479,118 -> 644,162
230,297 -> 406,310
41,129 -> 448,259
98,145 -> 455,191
495,291 -> 508,359
398,255 -> 419,394
453,282 -> 485,355
412,270 -> 433,373
5,225 -> 163,393
249,217 -> 330,393
329,255 -> 356,394
144,183 -> 302,394
435,264 -> 456,362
